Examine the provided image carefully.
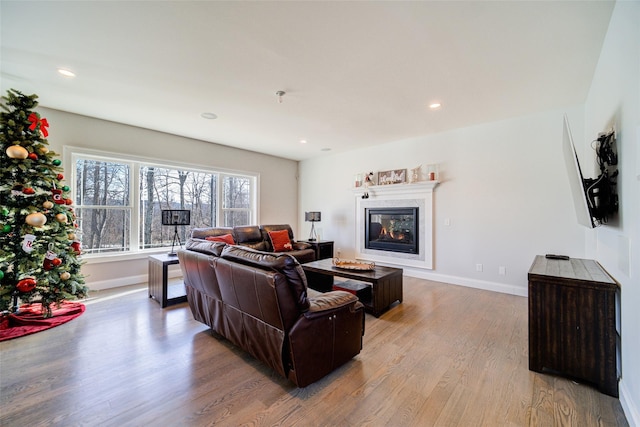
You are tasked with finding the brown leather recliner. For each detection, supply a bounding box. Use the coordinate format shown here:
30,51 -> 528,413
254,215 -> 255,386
190,224 -> 315,263
177,240 -> 365,387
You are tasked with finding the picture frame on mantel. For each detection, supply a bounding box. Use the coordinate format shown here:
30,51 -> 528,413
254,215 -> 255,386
377,169 -> 406,185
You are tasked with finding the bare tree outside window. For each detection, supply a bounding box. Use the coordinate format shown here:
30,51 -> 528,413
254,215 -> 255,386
139,166 -> 217,249
222,175 -> 251,226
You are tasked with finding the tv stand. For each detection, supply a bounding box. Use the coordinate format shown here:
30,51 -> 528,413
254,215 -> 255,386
528,255 -> 620,397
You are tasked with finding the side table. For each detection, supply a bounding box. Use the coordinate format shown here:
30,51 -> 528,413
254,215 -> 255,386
299,240 -> 334,260
148,254 -> 187,308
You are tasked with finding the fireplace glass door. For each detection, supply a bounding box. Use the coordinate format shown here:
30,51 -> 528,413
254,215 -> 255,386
365,207 -> 418,254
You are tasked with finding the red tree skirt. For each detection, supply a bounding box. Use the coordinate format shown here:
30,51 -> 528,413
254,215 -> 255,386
0,301 -> 85,342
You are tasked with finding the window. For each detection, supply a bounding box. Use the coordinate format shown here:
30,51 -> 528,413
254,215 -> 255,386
222,175 -> 252,226
71,149 -> 257,255
75,158 -> 131,254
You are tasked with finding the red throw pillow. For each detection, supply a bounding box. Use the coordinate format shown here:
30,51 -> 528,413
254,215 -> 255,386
205,234 -> 235,245
268,229 -> 293,252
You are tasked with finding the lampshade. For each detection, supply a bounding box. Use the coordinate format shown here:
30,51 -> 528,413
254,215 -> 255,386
305,212 -> 321,222
161,209 -> 191,226
162,209 -> 191,256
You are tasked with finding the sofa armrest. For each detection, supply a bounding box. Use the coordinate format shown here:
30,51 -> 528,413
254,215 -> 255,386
304,291 -> 361,319
288,291 -> 364,387
292,241 -> 312,250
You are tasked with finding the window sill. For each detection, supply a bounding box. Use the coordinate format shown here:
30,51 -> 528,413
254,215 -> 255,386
82,249 -> 176,265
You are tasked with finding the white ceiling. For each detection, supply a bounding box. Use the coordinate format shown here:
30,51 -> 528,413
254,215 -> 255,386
1,1 -> 614,161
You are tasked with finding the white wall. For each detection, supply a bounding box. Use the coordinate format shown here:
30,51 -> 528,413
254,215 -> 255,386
583,1 -> 639,424
300,2 -> 640,421
299,107 -> 586,296
41,108 -> 299,289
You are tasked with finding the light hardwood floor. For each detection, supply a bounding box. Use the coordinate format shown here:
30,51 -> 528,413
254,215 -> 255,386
0,276 -> 628,426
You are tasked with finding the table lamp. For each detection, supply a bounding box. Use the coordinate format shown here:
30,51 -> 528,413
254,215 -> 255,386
305,211 -> 321,241
161,209 -> 191,255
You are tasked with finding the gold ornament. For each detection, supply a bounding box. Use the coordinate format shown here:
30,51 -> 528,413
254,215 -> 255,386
25,212 -> 47,227
6,145 -> 29,159
55,213 -> 68,223
38,146 -> 49,155
43,201 -> 54,209
60,271 -> 71,281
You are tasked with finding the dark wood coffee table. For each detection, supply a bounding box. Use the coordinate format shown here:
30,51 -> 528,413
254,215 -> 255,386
302,258 -> 403,317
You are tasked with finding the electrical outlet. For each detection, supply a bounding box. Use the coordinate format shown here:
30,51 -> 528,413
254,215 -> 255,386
499,266 -> 506,276
336,248 -> 341,257
476,263 -> 483,272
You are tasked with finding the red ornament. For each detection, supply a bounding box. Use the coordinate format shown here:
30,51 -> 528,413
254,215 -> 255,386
65,198 -> 73,205
57,174 -> 64,180
22,187 -> 35,195
71,240 -> 81,255
28,152 -> 38,160
16,278 -> 37,293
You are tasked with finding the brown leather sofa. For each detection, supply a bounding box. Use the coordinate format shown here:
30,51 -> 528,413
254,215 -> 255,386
190,224 -> 315,263
178,239 -> 365,387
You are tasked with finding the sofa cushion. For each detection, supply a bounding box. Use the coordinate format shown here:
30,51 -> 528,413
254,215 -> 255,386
190,227 -> 234,240
233,225 -> 268,251
221,245 -> 310,312
268,229 -> 293,252
184,238 -> 226,257
190,225 -> 314,261
206,233 -> 235,245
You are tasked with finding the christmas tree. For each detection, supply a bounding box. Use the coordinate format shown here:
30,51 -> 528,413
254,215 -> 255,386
0,89 -> 87,318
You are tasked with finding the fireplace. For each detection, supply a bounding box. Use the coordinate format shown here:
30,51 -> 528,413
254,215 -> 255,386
365,207 -> 419,254
354,181 -> 438,269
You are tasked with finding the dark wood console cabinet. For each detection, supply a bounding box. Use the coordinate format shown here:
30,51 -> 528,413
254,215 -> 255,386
528,255 -> 620,397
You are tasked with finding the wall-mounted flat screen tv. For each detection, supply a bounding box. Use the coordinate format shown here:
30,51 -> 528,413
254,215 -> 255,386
562,115 -> 597,228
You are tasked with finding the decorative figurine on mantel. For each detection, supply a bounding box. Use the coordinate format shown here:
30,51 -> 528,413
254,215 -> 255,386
410,165 -> 421,183
362,172 -> 374,199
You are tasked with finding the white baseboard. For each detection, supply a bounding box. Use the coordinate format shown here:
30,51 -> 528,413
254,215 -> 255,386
87,274 -> 147,291
620,381 -> 639,427
87,256 -> 526,296
87,270 -> 183,291
400,267 -> 528,297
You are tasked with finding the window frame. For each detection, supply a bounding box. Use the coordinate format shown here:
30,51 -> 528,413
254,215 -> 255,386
65,147 -> 259,260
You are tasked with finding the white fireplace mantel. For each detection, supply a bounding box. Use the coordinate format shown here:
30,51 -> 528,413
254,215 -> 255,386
352,181 -> 439,197
354,181 -> 439,270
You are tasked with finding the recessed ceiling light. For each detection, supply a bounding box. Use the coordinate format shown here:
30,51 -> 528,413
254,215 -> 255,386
299,139 -> 307,144
429,103 -> 442,110
57,68 -> 76,77
201,112 -> 217,120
